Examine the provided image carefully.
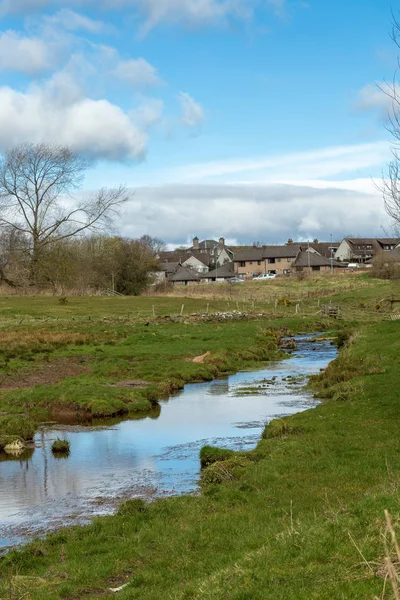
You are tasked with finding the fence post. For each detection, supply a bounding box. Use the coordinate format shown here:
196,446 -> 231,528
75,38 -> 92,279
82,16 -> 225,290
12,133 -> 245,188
180,304 -> 185,316
152,305 -> 155,318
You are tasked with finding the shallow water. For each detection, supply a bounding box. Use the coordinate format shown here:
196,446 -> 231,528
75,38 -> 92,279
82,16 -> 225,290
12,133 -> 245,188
0,335 -> 336,549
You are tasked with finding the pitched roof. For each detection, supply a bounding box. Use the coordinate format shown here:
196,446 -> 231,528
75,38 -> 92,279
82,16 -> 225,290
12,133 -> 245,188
234,245 -> 301,262
159,261 -> 179,273
189,239 -> 218,250
295,242 -> 340,258
169,265 -> 200,282
201,262 -> 235,279
262,245 -> 301,258
293,251 -> 341,268
157,251 -> 211,266
233,248 -> 265,262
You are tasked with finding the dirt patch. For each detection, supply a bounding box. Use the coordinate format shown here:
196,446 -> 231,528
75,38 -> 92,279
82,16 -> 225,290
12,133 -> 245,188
0,356 -> 91,390
191,351 -> 211,364
103,380 -> 149,389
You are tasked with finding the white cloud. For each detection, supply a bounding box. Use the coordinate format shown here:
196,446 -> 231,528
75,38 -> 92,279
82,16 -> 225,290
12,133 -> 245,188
0,0 -> 285,31
357,82 -> 394,116
114,58 -> 162,88
179,92 -> 205,127
0,78 -> 148,160
167,141 -> 390,182
0,30 -> 53,74
130,98 -> 164,129
117,179 -> 389,243
49,9 -> 106,33
130,0 -> 253,34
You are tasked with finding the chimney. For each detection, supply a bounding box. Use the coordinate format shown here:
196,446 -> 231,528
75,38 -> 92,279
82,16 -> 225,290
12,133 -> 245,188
193,236 -> 199,250
219,237 -> 225,247
287,238 -> 293,244
313,238 -> 319,244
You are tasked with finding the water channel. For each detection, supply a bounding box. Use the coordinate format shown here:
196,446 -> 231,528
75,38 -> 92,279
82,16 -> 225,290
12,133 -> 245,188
0,335 -> 337,550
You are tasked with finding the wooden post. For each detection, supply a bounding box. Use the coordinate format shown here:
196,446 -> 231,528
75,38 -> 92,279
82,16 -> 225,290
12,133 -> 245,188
180,304 -> 184,316
206,303 -> 209,314
236,301 -> 239,311
252,300 -> 255,312
152,305 -> 155,318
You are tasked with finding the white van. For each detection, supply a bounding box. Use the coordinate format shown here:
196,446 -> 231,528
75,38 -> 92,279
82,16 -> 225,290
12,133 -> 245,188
347,263 -> 359,269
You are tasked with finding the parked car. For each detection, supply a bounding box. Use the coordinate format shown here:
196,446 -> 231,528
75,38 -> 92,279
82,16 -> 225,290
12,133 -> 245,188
253,273 -> 276,280
229,277 -> 244,283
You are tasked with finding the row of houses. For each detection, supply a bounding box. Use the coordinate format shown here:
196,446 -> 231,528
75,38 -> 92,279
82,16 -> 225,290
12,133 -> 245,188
153,236 -> 400,285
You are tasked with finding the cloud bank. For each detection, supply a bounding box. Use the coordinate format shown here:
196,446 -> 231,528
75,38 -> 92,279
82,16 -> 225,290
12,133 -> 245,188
117,179 -> 390,244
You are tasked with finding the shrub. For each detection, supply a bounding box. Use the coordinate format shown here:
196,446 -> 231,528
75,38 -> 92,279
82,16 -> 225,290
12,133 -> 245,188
52,439 -> 70,453
200,445 -> 235,469
277,297 -> 294,306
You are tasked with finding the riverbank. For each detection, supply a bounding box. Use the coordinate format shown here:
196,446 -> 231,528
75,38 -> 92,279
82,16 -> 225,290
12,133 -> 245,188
1,320 -> 400,598
0,315 -> 294,445
0,335 -> 335,550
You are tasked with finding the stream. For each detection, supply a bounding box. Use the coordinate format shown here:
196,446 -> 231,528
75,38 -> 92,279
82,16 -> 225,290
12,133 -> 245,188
0,334 -> 337,550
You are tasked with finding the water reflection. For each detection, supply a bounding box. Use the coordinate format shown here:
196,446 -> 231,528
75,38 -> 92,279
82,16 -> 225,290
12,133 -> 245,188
0,336 -> 336,549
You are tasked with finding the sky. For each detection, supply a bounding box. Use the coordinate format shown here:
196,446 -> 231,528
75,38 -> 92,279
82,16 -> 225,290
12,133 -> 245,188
0,0 -> 397,245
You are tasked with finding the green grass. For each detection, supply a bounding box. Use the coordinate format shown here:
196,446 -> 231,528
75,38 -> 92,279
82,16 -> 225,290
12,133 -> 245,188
2,280 -> 400,598
51,439 -> 70,454
2,320 -> 400,599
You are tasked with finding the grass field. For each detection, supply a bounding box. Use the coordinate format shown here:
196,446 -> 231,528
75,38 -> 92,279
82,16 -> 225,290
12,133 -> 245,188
1,276 -> 400,598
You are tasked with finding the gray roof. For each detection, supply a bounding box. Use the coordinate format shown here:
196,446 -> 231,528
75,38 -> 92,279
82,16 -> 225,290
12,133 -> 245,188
201,262 -> 235,279
158,251 -> 211,266
169,265 -> 200,282
293,251 -> 341,268
159,261 -> 179,273
234,245 -> 301,262
189,239 -> 218,250
233,248 -> 265,262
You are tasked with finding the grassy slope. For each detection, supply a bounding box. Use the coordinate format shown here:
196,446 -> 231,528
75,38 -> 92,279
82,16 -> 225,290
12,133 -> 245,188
1,280 -> 400,598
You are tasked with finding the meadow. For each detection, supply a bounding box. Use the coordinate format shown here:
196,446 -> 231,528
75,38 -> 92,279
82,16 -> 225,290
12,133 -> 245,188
1,275 -> 400,599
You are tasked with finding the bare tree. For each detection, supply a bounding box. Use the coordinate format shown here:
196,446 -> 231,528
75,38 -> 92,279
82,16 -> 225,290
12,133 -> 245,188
0,143 -> 129,283
139,234 -> 166,254
379,13 -> 400,235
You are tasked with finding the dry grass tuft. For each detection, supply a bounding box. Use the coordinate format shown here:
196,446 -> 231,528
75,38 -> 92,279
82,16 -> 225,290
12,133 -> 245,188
374,511 -> 400,600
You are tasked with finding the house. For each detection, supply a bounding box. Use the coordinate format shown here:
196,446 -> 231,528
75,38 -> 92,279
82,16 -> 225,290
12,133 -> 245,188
168,264 -> 200,285
200,261 -> 235,283
156,253 -> 209,274
292,251 -> 342,273
190,237 -> 234,266
286,239 -> 340,259
234,245 -> 302,277
335,238 -> 400,264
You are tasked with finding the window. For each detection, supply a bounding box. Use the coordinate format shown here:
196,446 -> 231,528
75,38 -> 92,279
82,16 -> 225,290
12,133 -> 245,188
250,261 -> 253,265
287,258 -> 291,262
268,258 -> 275,264
239,261 -> 246,267
277,258 -> 281,262
312,266 -> 320,271
257,260 -> 261,265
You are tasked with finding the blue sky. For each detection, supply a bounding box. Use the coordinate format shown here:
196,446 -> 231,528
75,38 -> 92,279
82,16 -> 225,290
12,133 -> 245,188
0,0 -> 396,244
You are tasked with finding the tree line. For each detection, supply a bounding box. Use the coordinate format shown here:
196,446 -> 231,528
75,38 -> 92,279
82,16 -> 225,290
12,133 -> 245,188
0,143 -> 163,295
